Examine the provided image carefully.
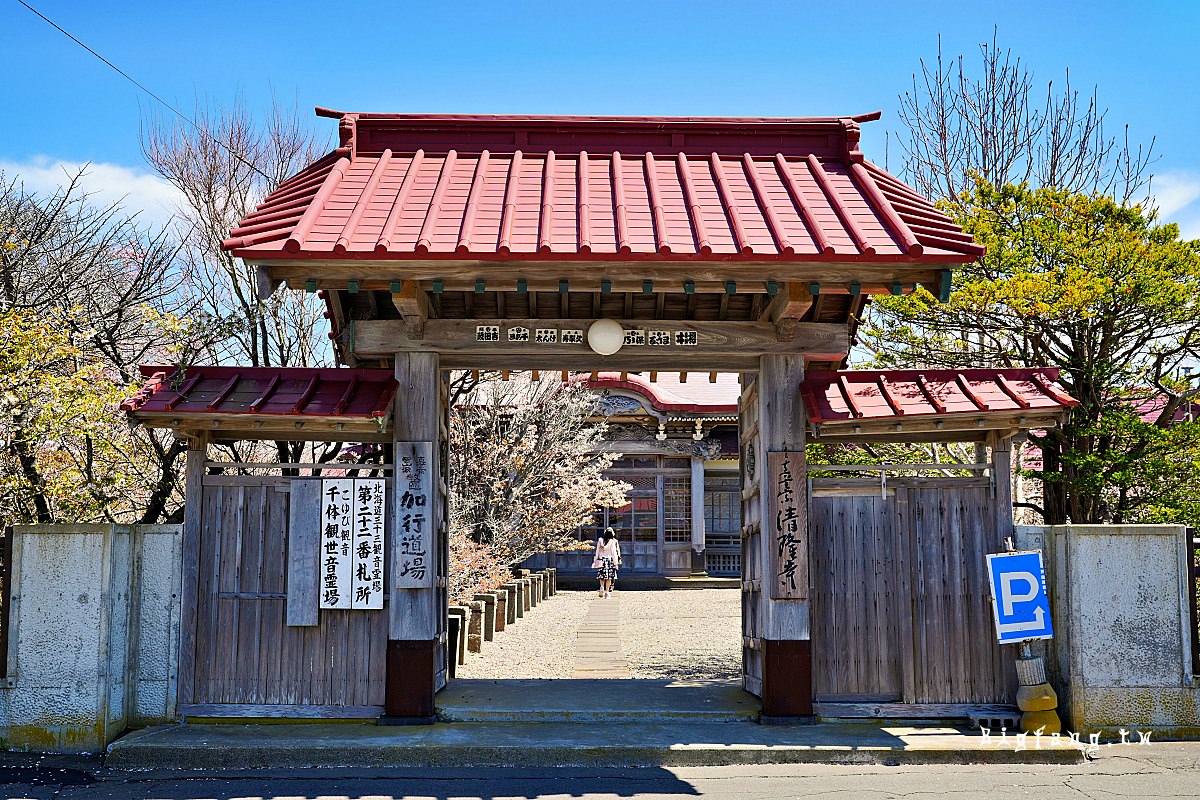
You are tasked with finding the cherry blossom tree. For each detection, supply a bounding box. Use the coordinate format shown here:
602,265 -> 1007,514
447,373 -> 630,598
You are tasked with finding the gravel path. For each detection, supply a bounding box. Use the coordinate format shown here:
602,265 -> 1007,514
456,590 -> 593,679
456,588 -> 741,681
621,589 -> 741,680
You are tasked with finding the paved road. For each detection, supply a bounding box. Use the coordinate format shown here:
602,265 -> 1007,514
6,744 -> 1200,799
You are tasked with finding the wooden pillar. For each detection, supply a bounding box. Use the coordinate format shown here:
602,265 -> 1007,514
756,353 -> 813,719
384,352 -> 442,723
690,456 -> 707,575
175,432 -> 208,709
991,434 -> 1015,547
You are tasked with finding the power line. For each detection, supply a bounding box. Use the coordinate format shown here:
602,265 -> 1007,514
16,0 -> 273,181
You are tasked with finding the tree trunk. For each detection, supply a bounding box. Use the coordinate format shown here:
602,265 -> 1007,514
11,414 -> 52,523
138,437 -> 188,525
1041,438 -> 1068,525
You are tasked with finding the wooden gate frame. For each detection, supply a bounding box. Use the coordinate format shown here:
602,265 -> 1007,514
387,351 -> 819,720
200,111 -> 1033,721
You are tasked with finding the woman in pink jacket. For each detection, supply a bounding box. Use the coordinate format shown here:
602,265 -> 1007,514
593,527 -> 622,598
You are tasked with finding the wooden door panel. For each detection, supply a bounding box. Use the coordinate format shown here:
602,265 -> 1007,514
662,546 -> 691,575
810,480 -> 1014,708
811,492 -> 904,700
184,476 -> 389,717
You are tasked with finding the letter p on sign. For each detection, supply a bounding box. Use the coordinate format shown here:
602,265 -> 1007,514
999,571 -> 1040,616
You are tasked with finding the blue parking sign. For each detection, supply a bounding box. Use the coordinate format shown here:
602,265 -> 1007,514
985,551 -> 1054,644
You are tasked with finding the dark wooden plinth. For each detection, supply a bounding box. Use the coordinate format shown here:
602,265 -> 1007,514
384,639 -> 436,722
761,639 -> 813,717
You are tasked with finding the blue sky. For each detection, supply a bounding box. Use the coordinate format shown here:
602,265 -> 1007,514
3,0 -> 1199,234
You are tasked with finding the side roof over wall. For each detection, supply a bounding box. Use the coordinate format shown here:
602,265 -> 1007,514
223,111 -> 981,264
121,365 -> 397,441
123,365 -> 1075,445
802,368 -> 1078,442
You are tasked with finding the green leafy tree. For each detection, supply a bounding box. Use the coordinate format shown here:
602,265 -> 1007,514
1,172 -> 208,524
862,180 -> 1200,524
1,309 -> 153,524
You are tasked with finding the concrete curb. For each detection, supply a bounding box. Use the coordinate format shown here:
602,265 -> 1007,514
105,723 -> 1087,770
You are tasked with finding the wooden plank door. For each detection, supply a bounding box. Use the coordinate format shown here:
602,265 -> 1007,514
810,489 -> 905,703
810,479 -> 1016,713
180,474 -> 389,718
904,482 -> 1015,704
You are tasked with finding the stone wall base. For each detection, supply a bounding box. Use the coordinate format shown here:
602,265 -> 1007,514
0,524 -> 182,753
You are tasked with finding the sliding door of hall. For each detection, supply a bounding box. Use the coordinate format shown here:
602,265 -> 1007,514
809,478 -> 1016,712
178,473 -> 389,718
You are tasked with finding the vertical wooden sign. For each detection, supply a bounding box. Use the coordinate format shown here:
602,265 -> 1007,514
320,478 -> 354,609
767,451 -> 808,599
395,441 -> 435,589
352,478 -> 386,609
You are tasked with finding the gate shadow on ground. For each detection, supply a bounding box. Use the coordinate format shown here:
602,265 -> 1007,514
3,766 -> 703,800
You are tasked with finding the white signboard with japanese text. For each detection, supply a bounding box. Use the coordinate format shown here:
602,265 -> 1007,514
395,441 -> 435,589
320,477 -> 387,610
351,478 -> 386,610
319,478 -> 354,609
767,451 -> 808,599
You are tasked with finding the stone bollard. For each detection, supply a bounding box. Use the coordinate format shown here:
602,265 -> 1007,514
514,581 -> 526,618
528,575 -> 541,608
523,577 -> 535,610
494,590 -> 508,632
502,583 -> 518,624
467,601 -> 484,653
546,567 -> 557,595
447,606 -> 468,665
539,571 -> 549,599
473,593 -> 497,642
1015,654 -> 1061,734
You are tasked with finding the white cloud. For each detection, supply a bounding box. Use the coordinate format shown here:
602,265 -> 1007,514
1151,170 -> 1200,240
0,156 -> 184,230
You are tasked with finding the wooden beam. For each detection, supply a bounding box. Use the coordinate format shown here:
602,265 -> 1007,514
260,260 -> 949,290
811,413 -> 1063,441
390,280 -> 434,338
352,318 -> 850,368
759,282 -> 814,341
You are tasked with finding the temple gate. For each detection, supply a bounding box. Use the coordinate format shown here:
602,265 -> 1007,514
123,110 -> 1077,722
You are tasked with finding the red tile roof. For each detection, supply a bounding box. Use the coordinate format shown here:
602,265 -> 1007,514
802,368 -> 1078,427
223,111 -> 981,264
122,365 -> 396,421
582,372 -> 740,414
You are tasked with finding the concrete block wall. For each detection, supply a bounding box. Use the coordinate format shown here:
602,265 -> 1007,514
1017,524 -> 1199,736
0,525 -> 182,753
